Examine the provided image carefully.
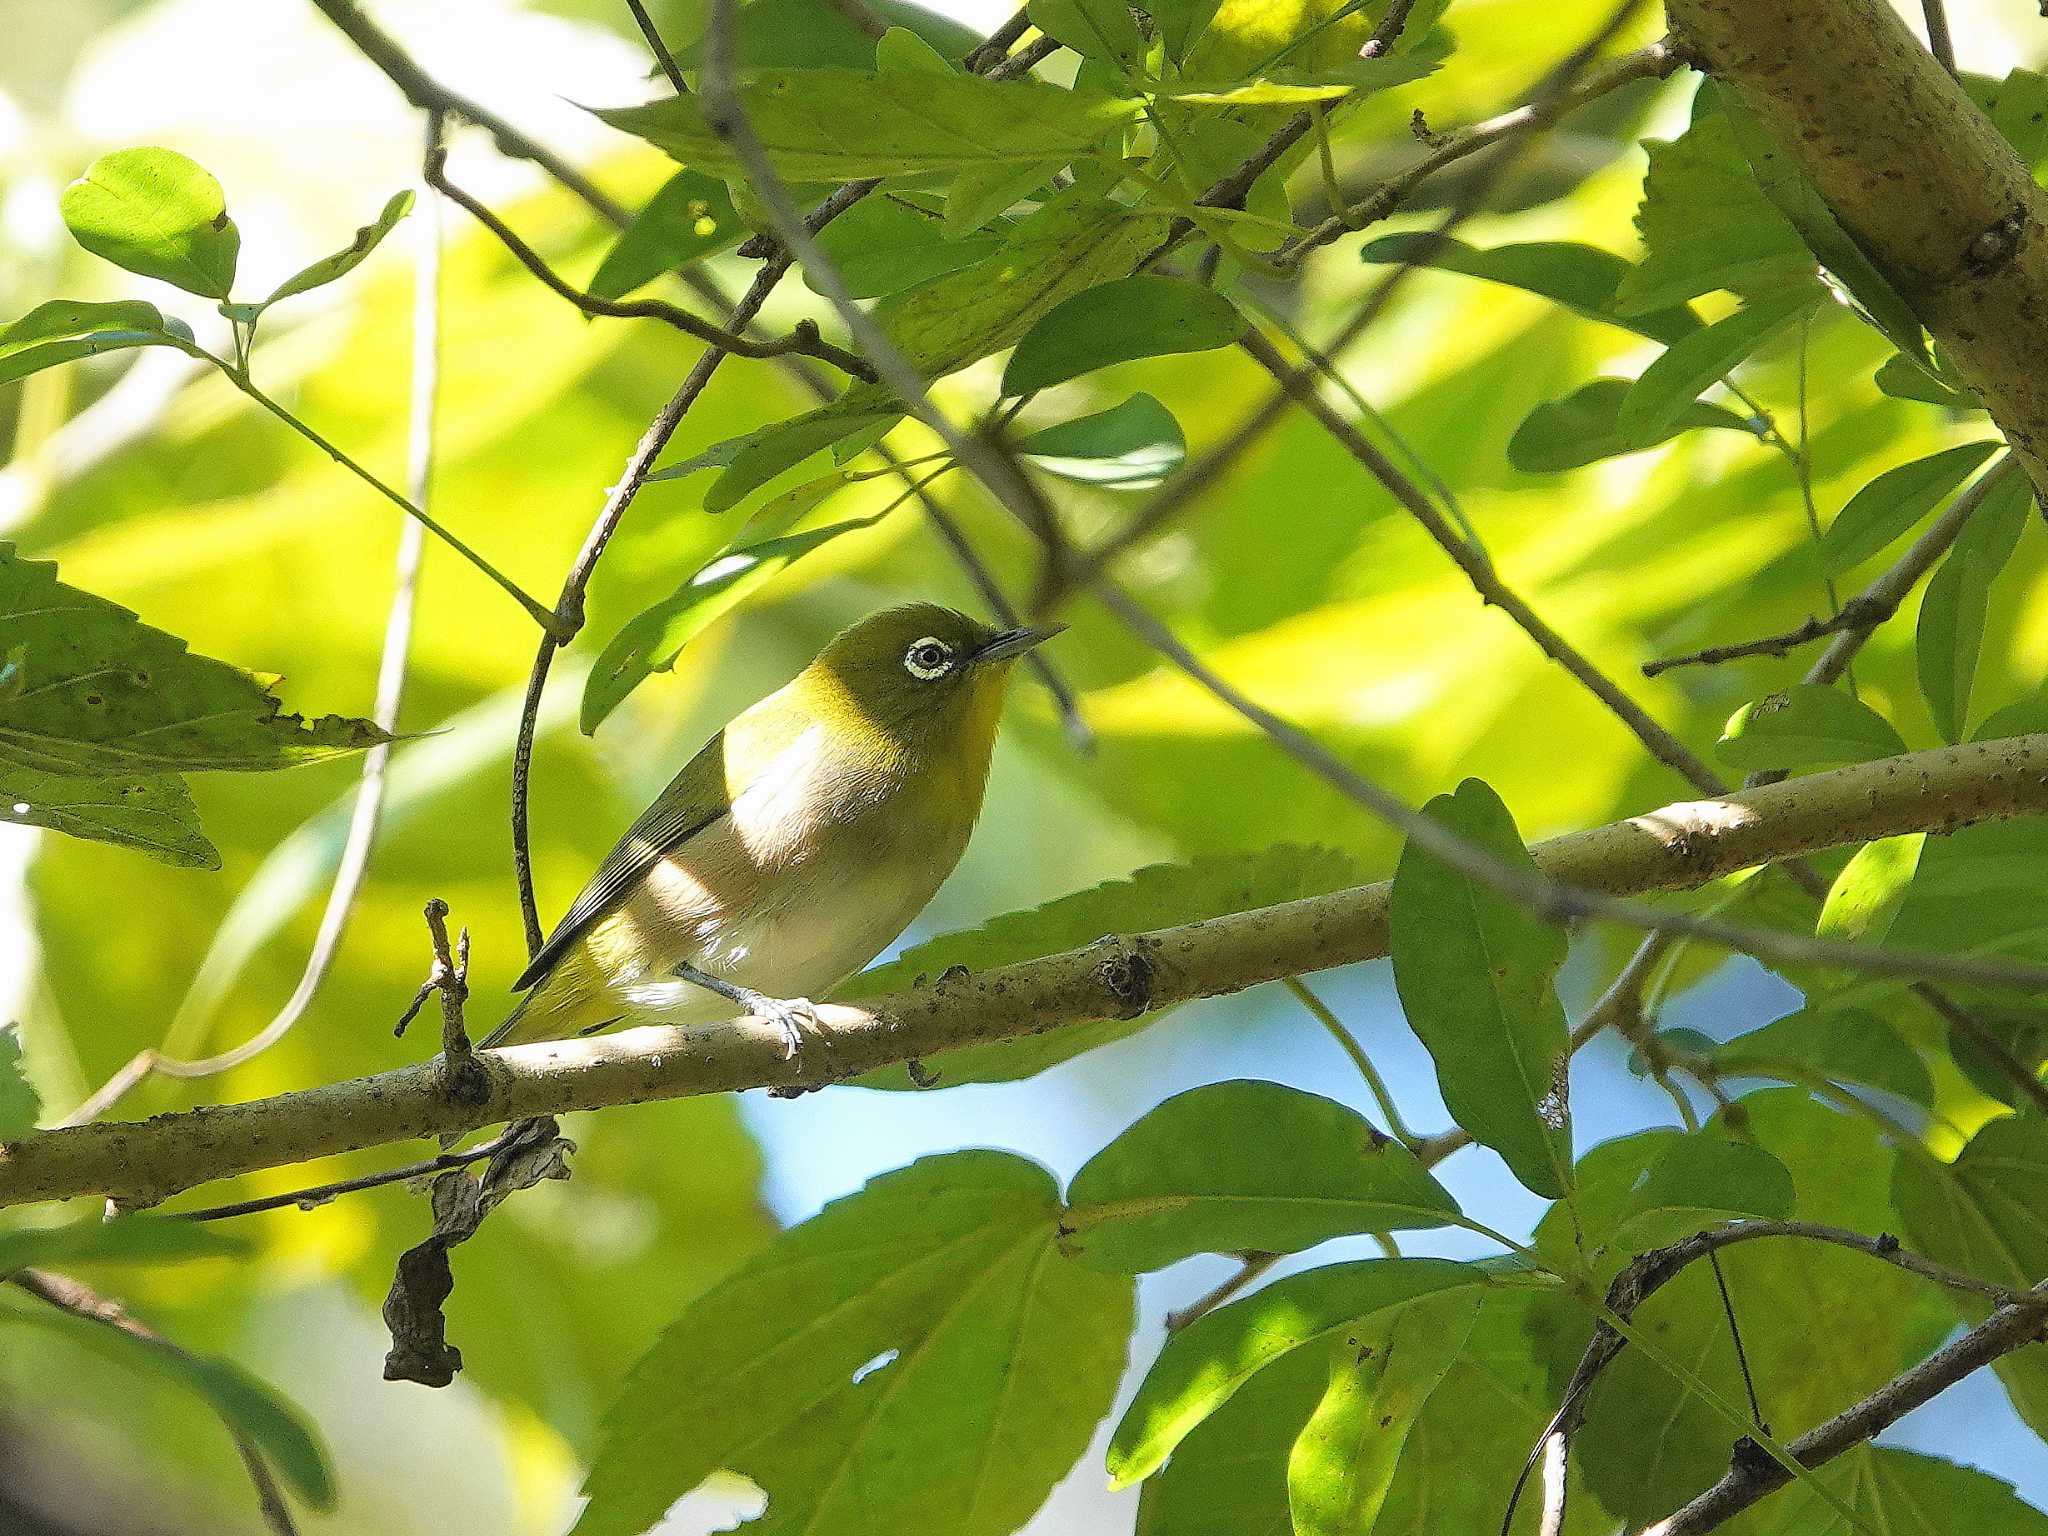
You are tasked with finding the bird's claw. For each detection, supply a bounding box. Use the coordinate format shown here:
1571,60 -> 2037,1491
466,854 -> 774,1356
750,994 -> 819,1060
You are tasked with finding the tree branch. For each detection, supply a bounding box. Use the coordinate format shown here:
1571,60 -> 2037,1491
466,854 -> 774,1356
1667,0 -> 2048,502
9,736 -> 2048,1210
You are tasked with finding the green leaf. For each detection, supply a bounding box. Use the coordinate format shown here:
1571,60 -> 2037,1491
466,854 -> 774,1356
1874,352 -> 1978,410
875,24 -> 956,74
0,545 -> 390,775
60,147 -> 240,300
260,189 -> 413,307
0,1023 -> 38,1141
841,845 -> 1358,1087
1508,378 -> 1755,473
1360,234 -> 1701,345
1285,1286 -> 1481,1536
0,1215 -> 243,1278
0,1304 -> 332,1507
1612,1132 -> 1795,1249
1971,66 -> 2048,176
876,190 -> 1172,378
1756,1448 -> 2048,1536
944,160 -> 1059,238
812,198 -> 1003,300
1002,274 -> 1243,395
1171,55 -> 1438,104
1708,1007 -> 1933,1105
587,172 -> 743,302
595,71 -> 1139,180
571,1151 -> 1132,1536
1388,779 -> 1573,1200
0,759 -> 218,868
1816,441 -> 2000,576
1018,392 -> 1186,488
1712,84 -> 1926,362
1894,1113 -> 2048,1442
582,516 -> 883,732
1028,0 -> 1146,69
1716,684 -> 1909,772
703,402 -> 902,512
1061,1080 -> 1461,1272
1151,0 -> 1224,61
1616,112 -> 1815,314
1107,1257 -> 1494,1486
673,0 -> 982,71
1917,466 -> 2033,742
1615,286 -> 1818,447
1817,834 -> 1925,950
0,299 -> 187,385
1974,690 -> 2048,742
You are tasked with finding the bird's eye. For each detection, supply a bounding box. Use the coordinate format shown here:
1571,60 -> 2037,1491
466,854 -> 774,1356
903,637 -> 954,680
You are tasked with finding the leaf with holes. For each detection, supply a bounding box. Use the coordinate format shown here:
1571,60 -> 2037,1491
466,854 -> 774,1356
1061,1081 -> 1460,1272
1389,779 -> 1573,1200
0,759 -> 217,868
0,545 -> 389,776
571,1151 -> 1132,1536
588,173 -> 742,301
0,1023 -> 37,1142
1716,684 -> 1908,772
1019,393 -> 1185,488
1002,274 -> 1244,395
841,845 -> 1357,1088
595,70 -> 1139,180
1918,467 -> 2033,742
60,147 -> 240,300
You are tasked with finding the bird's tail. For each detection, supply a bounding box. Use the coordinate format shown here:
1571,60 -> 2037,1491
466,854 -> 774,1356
477,992 -> 533,1050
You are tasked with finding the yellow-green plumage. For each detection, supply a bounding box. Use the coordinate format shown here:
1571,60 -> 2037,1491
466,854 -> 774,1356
487,604 -> 1054,1048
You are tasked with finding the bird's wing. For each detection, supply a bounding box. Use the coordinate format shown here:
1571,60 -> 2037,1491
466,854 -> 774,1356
512,729 -> 732,992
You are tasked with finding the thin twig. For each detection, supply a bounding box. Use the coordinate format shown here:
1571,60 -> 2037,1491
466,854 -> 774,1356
624,0 -> 689,94
962,7 -> 1033,73
425,147 -> 874,378
1919,0 -> 1958,76
176,1131 -> 519,1222
1283,976 -> 1418,1146
59,124 -> 444,1127
1163,1252 -> 1282,1332
8,1269 -> 300,1535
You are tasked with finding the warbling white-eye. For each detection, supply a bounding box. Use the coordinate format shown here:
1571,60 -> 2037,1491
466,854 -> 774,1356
485,604 -> 1062,1053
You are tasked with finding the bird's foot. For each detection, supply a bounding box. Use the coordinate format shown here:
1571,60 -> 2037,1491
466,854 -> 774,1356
738,990 -> 820,1060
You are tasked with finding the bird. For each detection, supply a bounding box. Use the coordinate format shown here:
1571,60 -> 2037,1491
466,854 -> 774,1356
483,603 -> 1063,1055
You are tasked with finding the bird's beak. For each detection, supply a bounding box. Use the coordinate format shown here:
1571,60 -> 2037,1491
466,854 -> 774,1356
973,623 -> 1066,665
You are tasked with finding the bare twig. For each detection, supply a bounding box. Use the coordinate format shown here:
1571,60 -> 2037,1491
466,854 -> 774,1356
1919,0 -> 1958,76
60,122 -> 443,1127
425,147 -> 874,378
1644,1280 -> 2048,1534
962,7 -> 1033,73
1163,1252 -> 1282,1332
177,1129 -> 521,1221
624,0 -> 689,95
8,1268 -> 301,1535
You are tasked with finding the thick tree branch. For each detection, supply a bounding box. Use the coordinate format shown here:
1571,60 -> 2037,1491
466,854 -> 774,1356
1667,0 -> 2048,502
7,736 -> 2048,1210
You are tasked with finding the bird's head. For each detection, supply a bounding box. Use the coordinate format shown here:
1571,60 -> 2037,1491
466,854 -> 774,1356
796,603 -> 1063,767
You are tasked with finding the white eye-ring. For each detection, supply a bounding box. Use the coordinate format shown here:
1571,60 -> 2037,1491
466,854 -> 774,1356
903,637 -> 954,680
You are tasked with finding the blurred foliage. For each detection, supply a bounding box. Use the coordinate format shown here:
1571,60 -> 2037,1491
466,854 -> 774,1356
3,0 -> 2048,1534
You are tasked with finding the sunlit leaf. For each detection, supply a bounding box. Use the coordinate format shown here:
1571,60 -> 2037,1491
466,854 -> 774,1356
1029,0 -> 1146,69
1752,1448 -> 2048,1535
1061,1080 -> 1461,1271
1970,66 -> 2048,177
1874,352 -> 1978,410
1615,286 -> 1818,447
595,71 -> 1139,180
1716,684 -> 1909,772
875,24 -> 956,74
1389,779 -> 1572,1200
1361,234 -> 1700,344
1285,1285 -> 1480,1536
1001,274 -> 1243,395
1817,834 -> 1925,949
1018,392 -> 1186,488
260,189 -> 414,308
673,0 -> 982,71
943,160 -> 1060,238
1508,378 -> 1754,473
841,845 -> 1357,1087
1171,55 -> 1437,104
1150,0 -> 1224,61
811,197 -> 1003,300
701,401 -> 902,511
588,172 -> 742,301
0,299 -> 188,385
1816,441 -> 1999,576
0,1023 -> 39,1142
1707,1007 -> 1933,1106
1611,1130 -> 1795,1249
572,1151 -> 1131,1536
1917,467 -> 2033,742
581,516 -> 884,732
60,146 -> 241,300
